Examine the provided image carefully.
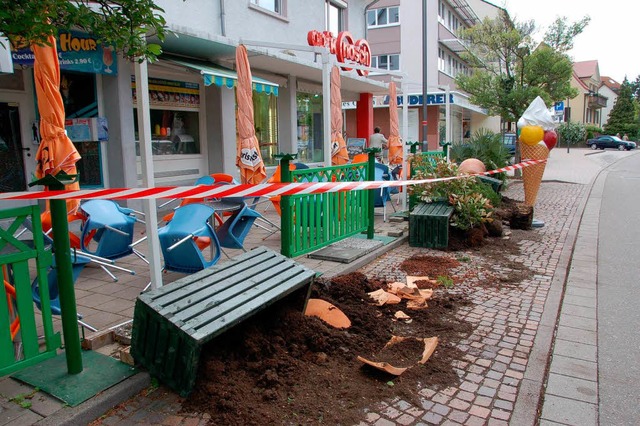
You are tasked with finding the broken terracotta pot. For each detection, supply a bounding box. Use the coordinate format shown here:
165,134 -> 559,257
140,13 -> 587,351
304,298 -> 351,329
357,335 -> 439,376
367,288 -> 402,306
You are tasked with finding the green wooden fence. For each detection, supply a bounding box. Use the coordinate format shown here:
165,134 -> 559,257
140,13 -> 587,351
0,205 -> 61,377
409,150 -> 447,210
280,155 -> 372,258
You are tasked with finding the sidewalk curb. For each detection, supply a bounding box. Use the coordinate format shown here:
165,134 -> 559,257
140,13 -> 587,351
34,372 -> 151,425
510,176 -> 596,425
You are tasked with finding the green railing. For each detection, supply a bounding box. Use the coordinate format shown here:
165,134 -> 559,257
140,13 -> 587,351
280,154 -> 373,257
0,205 -> 61,377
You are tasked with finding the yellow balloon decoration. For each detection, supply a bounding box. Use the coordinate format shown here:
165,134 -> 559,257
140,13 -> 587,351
520,125 -> 544,146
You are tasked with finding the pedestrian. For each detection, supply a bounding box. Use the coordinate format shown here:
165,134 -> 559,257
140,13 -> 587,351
623,133 -> 629,141
369,126 -> 388,162
616,132 -> 621,138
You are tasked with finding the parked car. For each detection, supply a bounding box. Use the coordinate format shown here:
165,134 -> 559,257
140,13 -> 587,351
586,135 -> 637,151
502,133 -> 517,155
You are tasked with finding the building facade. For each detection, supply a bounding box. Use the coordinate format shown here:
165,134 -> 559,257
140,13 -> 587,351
599,76 -> 620,127
568,60 -> 608,127
343,0 -> 503,151
0,0 -> 387,209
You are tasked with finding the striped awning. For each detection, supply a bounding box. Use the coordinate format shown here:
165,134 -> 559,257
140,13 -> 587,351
165,57 -> 279,96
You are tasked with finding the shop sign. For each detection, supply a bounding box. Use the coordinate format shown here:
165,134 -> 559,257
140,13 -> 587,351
11,30 -> 117,75
307,30 -> 371,76
240,147 -> 262,167
342,93 -> 456,109
131,76 -> 200,108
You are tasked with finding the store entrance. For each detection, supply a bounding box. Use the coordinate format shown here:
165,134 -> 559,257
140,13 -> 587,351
0,102 -> 27,192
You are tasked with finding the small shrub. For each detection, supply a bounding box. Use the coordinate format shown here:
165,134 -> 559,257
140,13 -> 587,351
437,275 -> 454,288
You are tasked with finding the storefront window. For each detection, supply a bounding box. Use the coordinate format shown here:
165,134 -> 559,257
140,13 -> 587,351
132,77 -> 201,156
296,93 -> 324,163
253,91 -> 278,166
60,70 -> 103,187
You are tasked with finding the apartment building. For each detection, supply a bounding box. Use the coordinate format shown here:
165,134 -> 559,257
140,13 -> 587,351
568,60 -> 608,127
0,0 -> 387,208
344,0 -> 503,150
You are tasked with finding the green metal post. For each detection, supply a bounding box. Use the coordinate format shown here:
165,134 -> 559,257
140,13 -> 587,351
276,154 -> 296,257
30,173 -> 83,374
407,141 -> 421,155
365,148 -> 378,239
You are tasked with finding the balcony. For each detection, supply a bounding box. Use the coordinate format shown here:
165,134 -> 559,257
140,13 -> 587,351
587,92 -> 607,109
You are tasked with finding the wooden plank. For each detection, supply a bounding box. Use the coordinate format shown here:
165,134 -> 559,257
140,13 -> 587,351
176,264 -> 314,331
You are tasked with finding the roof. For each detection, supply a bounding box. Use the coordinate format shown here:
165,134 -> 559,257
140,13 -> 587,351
573,60 -> 599,79
600,76 -> 621,93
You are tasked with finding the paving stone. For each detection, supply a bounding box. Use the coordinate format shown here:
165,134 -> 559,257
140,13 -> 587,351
540,394 -> 597,425
558,313 -> 597,332
549,355 -> 597,382
545,373 -> 598,404
556,325 -> 597,345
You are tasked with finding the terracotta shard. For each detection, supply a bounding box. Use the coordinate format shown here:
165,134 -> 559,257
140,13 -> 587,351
304,298 -> 351,329
357,335 -> 439,376
406,275 -> 437,288
367,289 -> 401,306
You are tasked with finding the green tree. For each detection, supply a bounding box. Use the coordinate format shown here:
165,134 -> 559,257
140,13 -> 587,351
543,16 -> 591,53
0,0 -> 172,61
603,78 -> 639,137
455,11 -> 581,126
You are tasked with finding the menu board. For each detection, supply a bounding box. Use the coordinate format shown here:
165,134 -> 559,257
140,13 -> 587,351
347,138 -> 366,158
132,77 -> 200,109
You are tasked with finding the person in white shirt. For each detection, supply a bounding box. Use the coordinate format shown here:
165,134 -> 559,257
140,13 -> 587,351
369,127 -> 388,162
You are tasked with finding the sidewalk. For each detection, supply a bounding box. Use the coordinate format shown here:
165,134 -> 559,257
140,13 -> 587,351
1,150 -> 630,425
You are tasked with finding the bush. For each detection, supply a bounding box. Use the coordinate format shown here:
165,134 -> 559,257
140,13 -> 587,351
410,158 -> 495,231
448,128 -> 510,182
557,122 -> 586,145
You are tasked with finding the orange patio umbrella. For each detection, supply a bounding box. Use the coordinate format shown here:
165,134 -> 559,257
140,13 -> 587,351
33,35 -> 81,212
387,82 -> 402,166
330,66 -> 349,165
235,44 -> 266,184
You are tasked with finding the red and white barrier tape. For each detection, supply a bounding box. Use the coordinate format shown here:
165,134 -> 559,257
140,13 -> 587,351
0,159 -> 545,201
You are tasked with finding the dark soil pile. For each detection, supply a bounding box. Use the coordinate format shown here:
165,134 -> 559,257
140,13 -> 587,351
184,272 -> 472,425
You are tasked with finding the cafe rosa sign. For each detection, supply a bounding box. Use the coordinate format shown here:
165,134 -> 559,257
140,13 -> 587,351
307,30 -> 371,76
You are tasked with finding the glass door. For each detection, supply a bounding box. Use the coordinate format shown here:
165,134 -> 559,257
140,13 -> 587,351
0,102 -> 27,192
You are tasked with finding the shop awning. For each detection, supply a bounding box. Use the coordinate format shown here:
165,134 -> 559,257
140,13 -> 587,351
164,57 -> 279,96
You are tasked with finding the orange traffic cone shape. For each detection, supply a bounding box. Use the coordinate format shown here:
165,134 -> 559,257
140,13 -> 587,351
521,142 -> 549,207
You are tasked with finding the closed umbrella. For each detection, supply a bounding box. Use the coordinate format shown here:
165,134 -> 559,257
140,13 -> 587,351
33,35 -> 81,213
330,66 -> 348,165
387,82 -> 402,166
31,34 -> 84,374
235,44 -> 266,184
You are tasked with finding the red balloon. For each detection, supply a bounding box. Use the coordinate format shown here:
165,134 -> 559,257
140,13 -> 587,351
543,130 -> 558,150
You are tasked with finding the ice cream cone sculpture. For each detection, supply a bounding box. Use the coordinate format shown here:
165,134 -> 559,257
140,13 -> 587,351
521,142 -> 549,207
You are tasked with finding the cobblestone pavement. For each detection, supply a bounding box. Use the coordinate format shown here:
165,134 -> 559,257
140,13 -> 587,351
85,180 -> 588,426
355,181 -> 586,426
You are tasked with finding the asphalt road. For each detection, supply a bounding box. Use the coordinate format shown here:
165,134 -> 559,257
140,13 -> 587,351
597,152 -> 640,425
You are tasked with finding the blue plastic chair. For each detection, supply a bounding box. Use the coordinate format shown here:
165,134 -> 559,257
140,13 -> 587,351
216,203 -> 262,251
31,253 -> 97,331
80,200 -> 140,261
158,203 -> 221,274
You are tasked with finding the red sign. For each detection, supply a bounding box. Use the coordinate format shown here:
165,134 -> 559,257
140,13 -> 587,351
307,30 -> 371,76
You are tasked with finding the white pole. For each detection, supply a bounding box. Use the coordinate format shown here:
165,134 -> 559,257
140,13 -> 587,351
322,52 -> 332,166
445,85 -> 451,162
134,60 -> 163,290
401,79 -> 409,211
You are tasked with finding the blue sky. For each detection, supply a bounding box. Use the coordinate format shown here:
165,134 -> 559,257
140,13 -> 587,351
503,0 -> 637,83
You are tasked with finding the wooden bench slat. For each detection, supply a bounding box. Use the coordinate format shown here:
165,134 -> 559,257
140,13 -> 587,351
174,264 -> 313,331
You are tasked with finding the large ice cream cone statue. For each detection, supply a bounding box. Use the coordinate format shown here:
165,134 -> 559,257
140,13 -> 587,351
521,142 -> 549,207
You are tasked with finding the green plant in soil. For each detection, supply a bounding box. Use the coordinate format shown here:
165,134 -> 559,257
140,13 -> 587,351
9,387 -> 40,409
448,128 -> 510,183
410,157 -> 495,231
437,276 -> 454,288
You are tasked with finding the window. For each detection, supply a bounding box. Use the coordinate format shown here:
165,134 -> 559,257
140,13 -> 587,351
251,0 -> 282,15
367,7 -> 399,27
296,93 -> 324,163
438,48 -> 445,72
326,1 -> 344,34
253,91 -> 279,166
372,54 -> 400,71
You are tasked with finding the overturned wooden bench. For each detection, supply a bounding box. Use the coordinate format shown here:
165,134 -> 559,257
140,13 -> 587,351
130,246 -> 315,396
409,201 -> 455,249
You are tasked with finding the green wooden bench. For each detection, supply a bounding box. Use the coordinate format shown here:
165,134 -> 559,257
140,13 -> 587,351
409,202 -> 455,248
130,246 -> 315,396
477,175 -> 503,193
